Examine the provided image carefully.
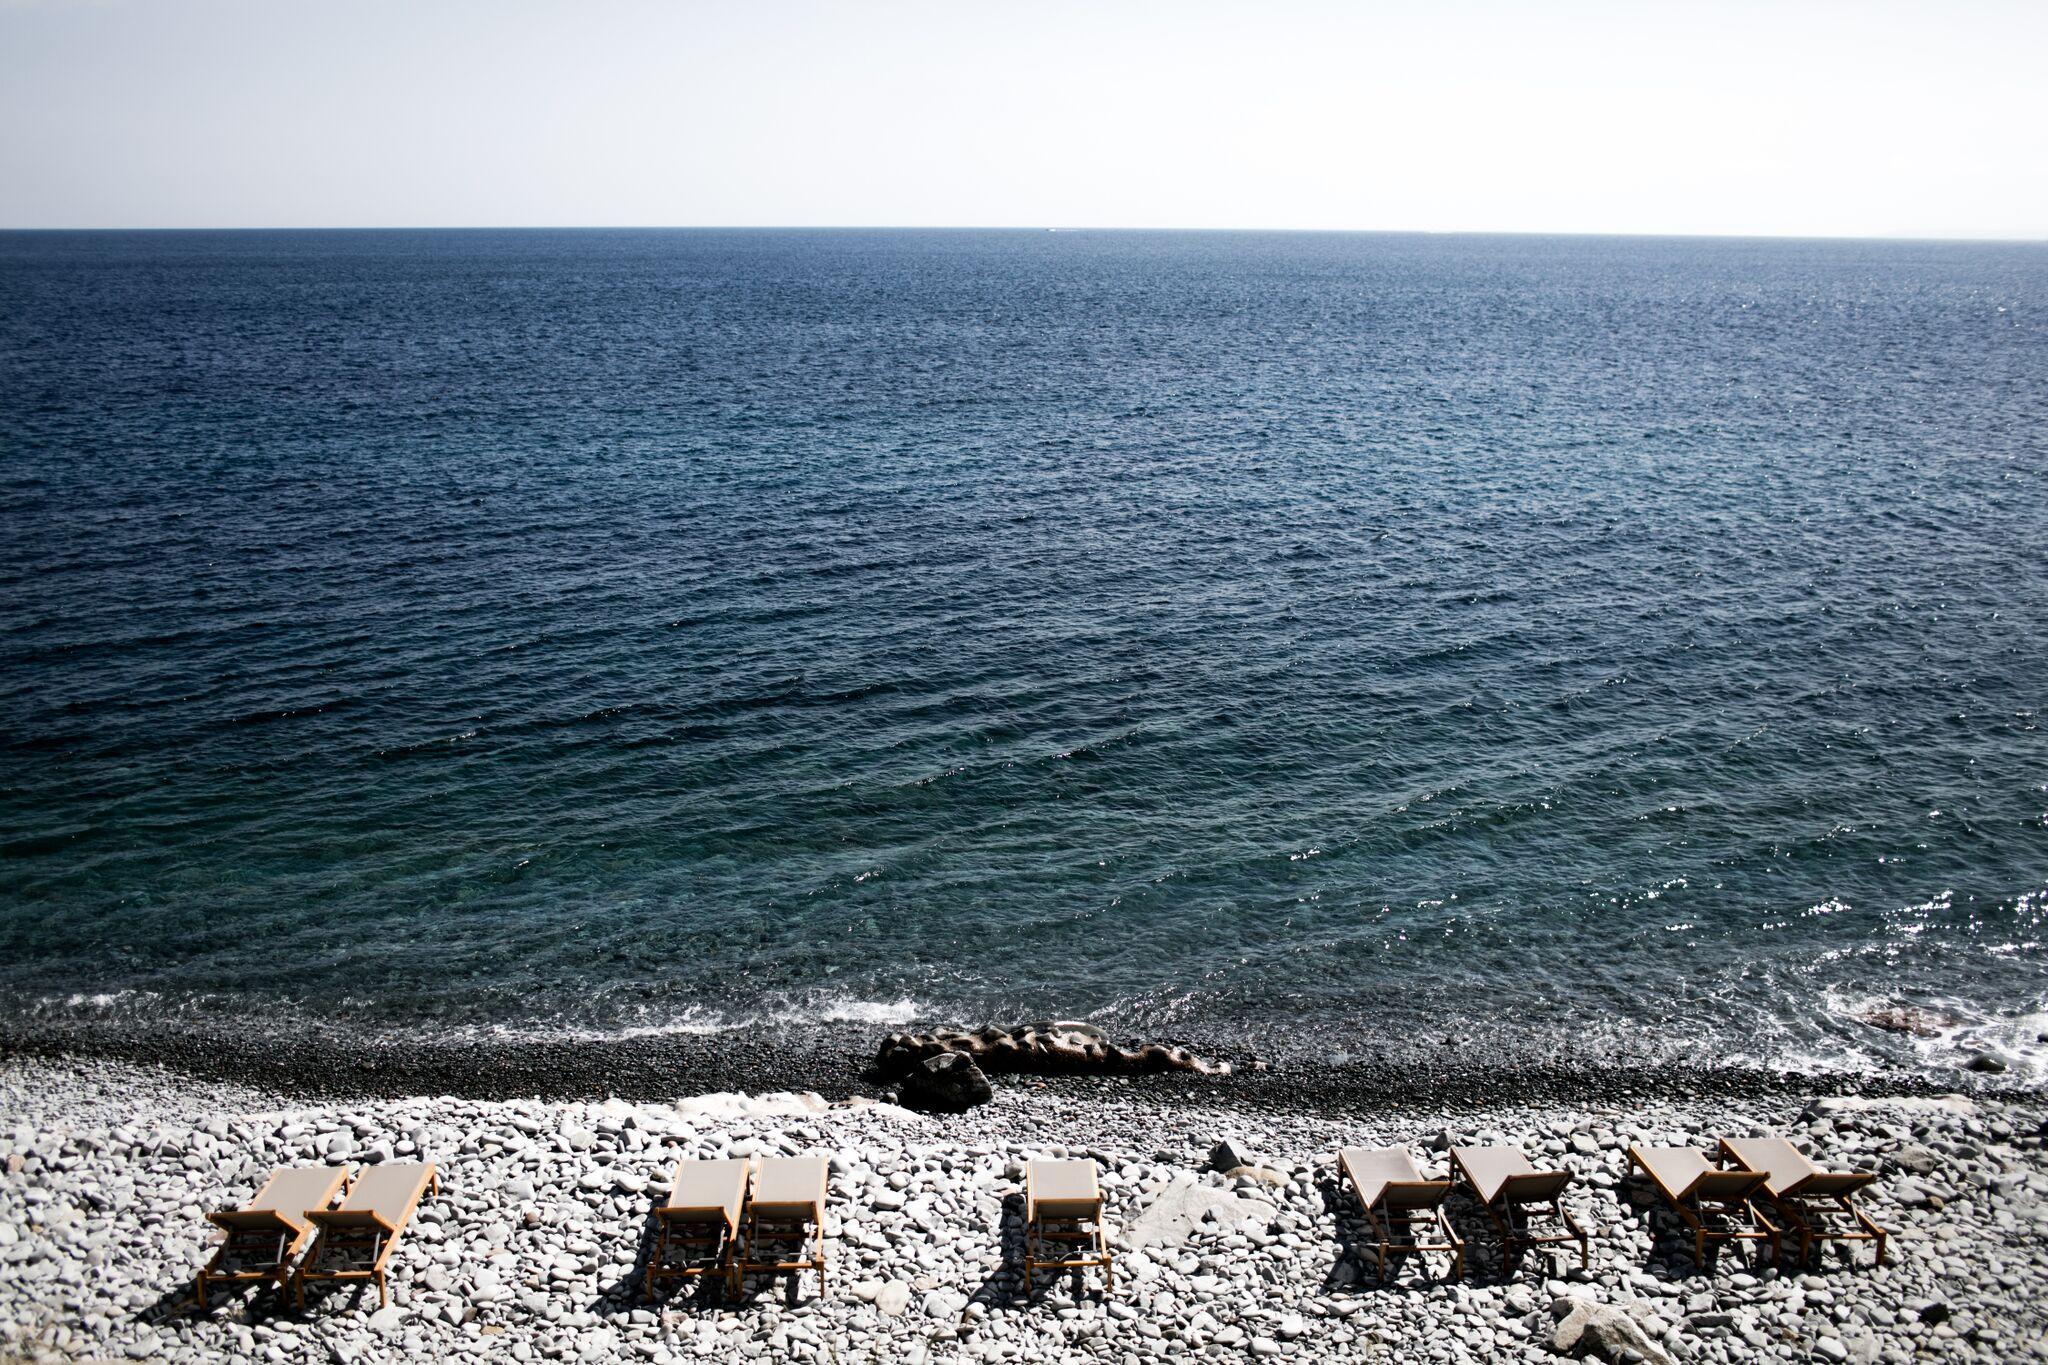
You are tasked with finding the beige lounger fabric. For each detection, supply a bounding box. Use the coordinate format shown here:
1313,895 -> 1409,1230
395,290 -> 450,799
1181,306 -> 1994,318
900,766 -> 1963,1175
196,1165 -> 348,1307
1339,1147 -> 1424,1210
329,1162 -> 434,1223
647,1158 -> 750,1297
1719,1136 -> 1887,1266
1633,1146 -> 1713,1198
1339,1147 -> 1461,1283
293,1162 -> 439,1308
1628,1145 -> 1775,1268
667,1158 -> 748,1222
1450,1145 -> 1587,1269
1027,1160 -> 1099,1219
1721,1137 -> 1817,1196
1450,1146 -> 1534,1205
208,1166 -> 347,1236
751,1158 -> 827,1214
736,1158 -> 830,1297
1024,1160 -> 1112,1293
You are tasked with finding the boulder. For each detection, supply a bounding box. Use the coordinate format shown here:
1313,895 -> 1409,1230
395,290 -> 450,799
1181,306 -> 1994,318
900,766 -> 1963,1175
1120,1178 -> 1275,1251
1207,1138 -> 1252,1172
898,1053 -> 993,1113
1853,1005 -> 1957,1038
874,1022 -> 1229,1078
1552,1298 -> 1673,1365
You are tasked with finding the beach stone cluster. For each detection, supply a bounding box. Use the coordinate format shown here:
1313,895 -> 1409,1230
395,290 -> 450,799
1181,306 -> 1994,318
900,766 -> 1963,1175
875,1021 -> 1231,1080
1,1056 -> 2044,1364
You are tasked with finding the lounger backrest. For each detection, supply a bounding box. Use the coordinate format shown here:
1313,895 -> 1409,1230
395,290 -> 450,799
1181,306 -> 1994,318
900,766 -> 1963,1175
663,1157 -> 748,1226
1635,1145 -> 1768,1206
1719,1137 -> 1818,1198
1028,1159 -> 1102,1221
1631,1146 -> 1709,1200
1688,1169 -> 1770,1201
309,1162 -> 433,1232
749,1157 -> 827,1219
209,1166 -> 347,1236
1341,1147 -> 1433,1210
1380,1179 -> 1453,1211
1452,1146 -> 1535,1205
1497,1170 -> 1574,1204
1793,1170 -> 1876,1197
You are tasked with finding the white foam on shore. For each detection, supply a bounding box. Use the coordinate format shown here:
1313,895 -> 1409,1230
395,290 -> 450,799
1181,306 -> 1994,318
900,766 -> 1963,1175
33,988 -> 167,1014
481,993 -> 926,1042
1818,987 -> 2048,1084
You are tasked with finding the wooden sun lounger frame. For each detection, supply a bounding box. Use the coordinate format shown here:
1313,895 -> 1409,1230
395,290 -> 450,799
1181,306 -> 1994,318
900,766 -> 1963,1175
646,1159 -> 748,1298
1628,1146 -> 1778,1268
195,1166 -> 350,1308
735,1158 -> 829,1298
1023,1161 -> 1114,1294
292,1163 -> 441,1309
1341,1148 -> 1464,1285
1451,1146 -> 1589,1269
1718,1138 -> 1887,1268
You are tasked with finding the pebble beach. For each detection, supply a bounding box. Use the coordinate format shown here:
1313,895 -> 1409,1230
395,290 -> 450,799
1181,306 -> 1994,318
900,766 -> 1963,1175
2,1053 -> 2043,1364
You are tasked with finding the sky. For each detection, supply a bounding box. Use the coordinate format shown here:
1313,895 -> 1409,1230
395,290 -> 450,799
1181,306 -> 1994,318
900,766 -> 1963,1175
1,0 -> 2043,237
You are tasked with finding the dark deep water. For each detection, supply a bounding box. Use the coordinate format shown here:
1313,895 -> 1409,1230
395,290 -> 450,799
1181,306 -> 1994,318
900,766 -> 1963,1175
1,228 -> 2043,1077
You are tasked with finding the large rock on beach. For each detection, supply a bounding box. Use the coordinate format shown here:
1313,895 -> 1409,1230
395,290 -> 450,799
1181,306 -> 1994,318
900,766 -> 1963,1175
1852,1003 -> 1959,1037
1206,1137 -> 1253,1172
1119,1176 -> 1275,1250
875,1020 -> 1229,1079
897,1052 -> 993,1113
1552,1297 -> 1674,1365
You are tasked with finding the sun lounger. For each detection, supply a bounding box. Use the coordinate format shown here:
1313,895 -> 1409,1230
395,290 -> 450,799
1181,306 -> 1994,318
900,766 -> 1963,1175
292,1161 -> 440,1308
735,1157 -> 829,1297
1720,1136 -> 1886,1266
1024,1159 -> 1113,1293
1451,1145 -> 1589,1269
1628,1145 -> 1777,1267
195,1165 -> 349,1308
646,1158 -> 749,1297
1339,1146 -> 1463,1283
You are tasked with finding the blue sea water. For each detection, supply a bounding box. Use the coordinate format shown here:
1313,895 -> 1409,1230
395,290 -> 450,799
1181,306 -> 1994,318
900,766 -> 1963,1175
1,228 -> 2044,1075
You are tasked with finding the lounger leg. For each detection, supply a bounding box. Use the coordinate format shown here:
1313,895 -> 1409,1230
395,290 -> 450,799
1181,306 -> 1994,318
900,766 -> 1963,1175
195,1275 -> 208,1311
1024,1212 -> 1036,1295
378,1270 -> 388,1310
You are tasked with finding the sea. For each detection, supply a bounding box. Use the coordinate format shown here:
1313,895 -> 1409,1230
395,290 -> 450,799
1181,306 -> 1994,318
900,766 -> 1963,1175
1,228 -> 2043,1080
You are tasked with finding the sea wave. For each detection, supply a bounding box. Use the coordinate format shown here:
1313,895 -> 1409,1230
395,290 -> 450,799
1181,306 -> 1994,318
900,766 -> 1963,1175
477,994 -> 927,1043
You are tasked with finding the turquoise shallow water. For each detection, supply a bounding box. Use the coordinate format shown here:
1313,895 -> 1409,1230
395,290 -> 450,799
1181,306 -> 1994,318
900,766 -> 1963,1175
1,229 -> 2043,1074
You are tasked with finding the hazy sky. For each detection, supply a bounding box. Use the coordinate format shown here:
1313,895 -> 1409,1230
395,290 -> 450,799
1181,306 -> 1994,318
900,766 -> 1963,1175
2,0 -> 2043,236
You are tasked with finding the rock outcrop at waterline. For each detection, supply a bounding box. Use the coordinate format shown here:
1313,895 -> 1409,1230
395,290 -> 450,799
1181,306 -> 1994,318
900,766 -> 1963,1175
874,1020 -> 1230,1078
896,1051 -> 996,1112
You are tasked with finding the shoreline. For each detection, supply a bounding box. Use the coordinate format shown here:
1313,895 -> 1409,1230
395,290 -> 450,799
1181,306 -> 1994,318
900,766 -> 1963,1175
2,1052 -> 2043,1364
0,1014 -> 2023,1115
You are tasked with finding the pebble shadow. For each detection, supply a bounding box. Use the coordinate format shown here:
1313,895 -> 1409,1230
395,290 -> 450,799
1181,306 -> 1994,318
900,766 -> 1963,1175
1315,1175 -> 1471,1294
966,1192 -> 1028,1310
594,1212 -> 731,1316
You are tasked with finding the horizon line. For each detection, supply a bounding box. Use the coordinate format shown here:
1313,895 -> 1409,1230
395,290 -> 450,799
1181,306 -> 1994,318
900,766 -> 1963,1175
2,224 -> 2044,245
